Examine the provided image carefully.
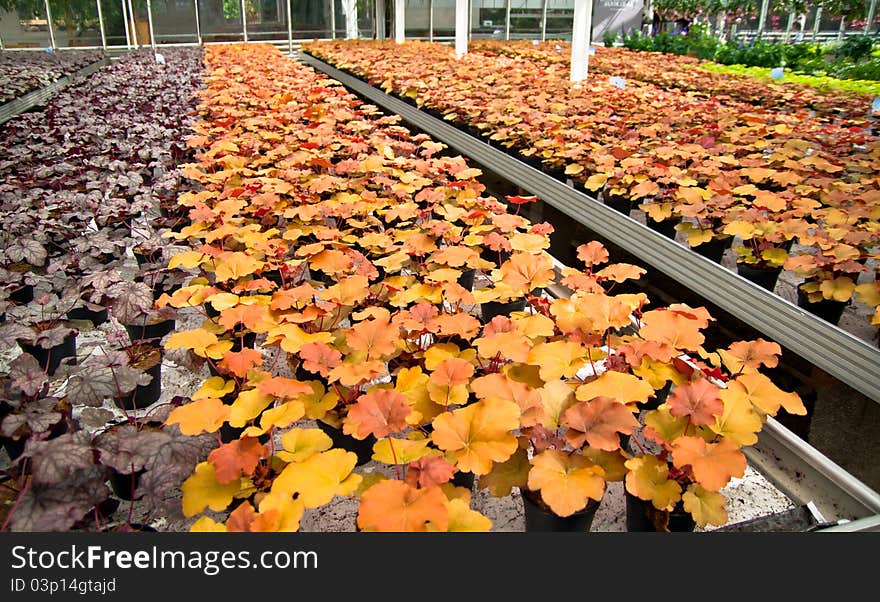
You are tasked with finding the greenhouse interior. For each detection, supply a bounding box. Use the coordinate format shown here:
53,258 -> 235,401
0,0 -> 879,534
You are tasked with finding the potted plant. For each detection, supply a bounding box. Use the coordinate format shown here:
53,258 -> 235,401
109,280 -> 177,344
0,293 -> 79,376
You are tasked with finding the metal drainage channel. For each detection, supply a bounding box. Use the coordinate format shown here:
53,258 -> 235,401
297,52 -> 880,531
0,56 -> 110,126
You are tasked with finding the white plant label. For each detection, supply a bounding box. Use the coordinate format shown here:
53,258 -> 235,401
609,76 -> 626,89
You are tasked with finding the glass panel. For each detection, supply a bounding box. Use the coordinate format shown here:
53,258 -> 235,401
544,0 -> 573,41
292,0 -> 330,39
49,1 -> 102,48
404,0 -> 429,38
0,3 -> 52,48
508,0 -> 541,39
471,0 -> 506,39
431,0 -> 454,39
127,0 -> 151,47
99,1 -> 128,48
591,0 -> 641,43
197,0 -> 244,43
245,0 -> 288,41
151,0 -> 200,45
357,0 -> 374,38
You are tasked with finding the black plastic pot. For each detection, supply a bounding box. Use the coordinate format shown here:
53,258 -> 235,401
479,298 -> 527,324
229,331 -> 257,352
66,303 -> 108,326
115,361 -> 162,412
317,420 -> 376,466
603,195 -> 633,214
692,236 -> 732,264
1,418 -> 68,463
457,268 -> 476,292
133,247 -> 162,269
9,283 -> 34,304
124,319 -> 176,344
735,263 -> 783,292
452,470 -> 475,491
625,491 -> 696,532
19,331 -> 77,376
218,422 -> 271,444
109,468 -> 146,501
521,488 -> 601,532
646,218 -> 679,240
643,381 -> 673,412
796,288 -> 848,325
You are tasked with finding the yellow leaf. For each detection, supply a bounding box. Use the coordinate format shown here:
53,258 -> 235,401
271,449 -> 362,508
256,492 -> 305,532
723,372 -> 806,417
182,462 -> 243,517
395,366 -> 442,425
229,389 -> 274,428
575,371 -> 654,407
277,428 -> 333,463
854,283 -> 880,307
527,450 -> 605,517
624,455 -> 681,511
192,376 -> 236,400
711,388 -> 764,446
478,446 -> 530,497
214,252 -> 263,282
189,516 -> 227,532
723,221 -> 758,239
632,357 -> 686,390
430,399 -> 520,475
565,164 -> 585,176
443,498 -> 492,532
819,277 -> 855,302
682,484 -> 728,527
372,437 -> 438,464
257,400 -> 306,431
168,251 -> 206,270
423,344 -> 477,371
643,406 -> 688,447
526,340 -> 585,382
166,398 -> 230,435
583,173 -> 609,191
537,380 -> 577,429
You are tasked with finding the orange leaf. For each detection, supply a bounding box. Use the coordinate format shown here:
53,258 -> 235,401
431,312 -> 482,340
346,316 -> 399,360
165,397 -> 231,435
270,283 -> 317,311
357,480 -> 449,532
500,252 -> 555,294
208,437 -> 266,484
219,348 -> 263,378
218,304 -> 273,333
639,309 -> 705,351
577,240 -> 608,268
561,397 -> 639,451
298,342 -> 342,377
343,389 -> 412,439
671,436 -> 746,491
717,339 -> 781,374
406,455 -> 457,488
667,379 -> 723,426
256,377 -> 314,399
430,358 -> 475,388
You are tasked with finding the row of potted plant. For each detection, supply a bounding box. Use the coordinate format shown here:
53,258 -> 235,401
0,49 -> 106,104
160,43 -> 806,533
469,40 -> 874,120
0,48 -> 209,532
302,40 -> 879,339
